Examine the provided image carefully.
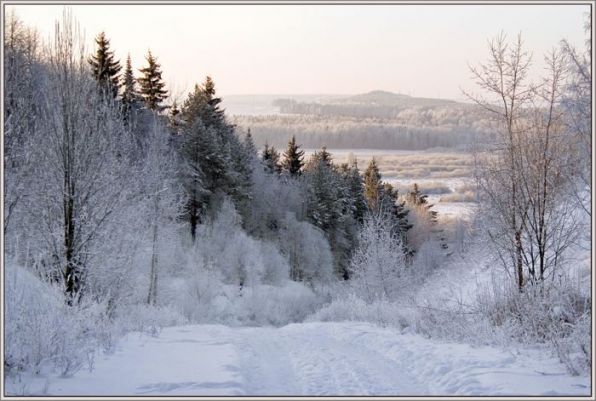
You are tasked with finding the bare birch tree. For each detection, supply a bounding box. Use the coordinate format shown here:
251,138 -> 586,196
466,33 -> 582,290
463,33 -> 533,291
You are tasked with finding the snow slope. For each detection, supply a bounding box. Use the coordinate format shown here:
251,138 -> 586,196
6,322 -> 590,396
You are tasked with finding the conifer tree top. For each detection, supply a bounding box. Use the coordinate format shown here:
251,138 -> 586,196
88,31 -> 121,98
282,135 -> 305,176
138,50 -> 168,111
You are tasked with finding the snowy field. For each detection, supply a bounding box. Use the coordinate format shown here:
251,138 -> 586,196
6,322 -> 589,396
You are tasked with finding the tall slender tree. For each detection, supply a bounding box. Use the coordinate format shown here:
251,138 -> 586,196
88,32 -> 121,98
340,160 -> 367,224
177,76 -> 248,240
120,54 -> 138,123
381,183 -> 414,258
282,135 -> 305,176
138,50 -> 168,111
363,158 -> 382,212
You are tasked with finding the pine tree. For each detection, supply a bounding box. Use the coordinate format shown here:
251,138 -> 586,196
282,135 -> 305,176
88,32 -> 121,98
363,158 -> 382,212
120,54 -> 138,123
138,50 -> 168,111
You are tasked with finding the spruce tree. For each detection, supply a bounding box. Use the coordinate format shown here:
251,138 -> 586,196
343,160 -> 367,223
201,76 -> 226,127
363,158 -> 383,212
88,32 -> 121,98
138,50 -> 168,111
303,149 -> 353,279
177,76 -> 249,239
282,135 -> 305,176
120,54 -> 138,123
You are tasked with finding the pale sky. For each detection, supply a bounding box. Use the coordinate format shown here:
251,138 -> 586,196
6,3 -> 590,101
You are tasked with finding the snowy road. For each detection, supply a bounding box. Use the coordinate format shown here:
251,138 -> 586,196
7,322 -> 590,396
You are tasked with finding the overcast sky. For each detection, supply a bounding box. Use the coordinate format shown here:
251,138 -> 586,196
7,3 -> 589,101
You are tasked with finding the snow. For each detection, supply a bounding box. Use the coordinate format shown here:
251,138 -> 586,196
6,322 -> 590,396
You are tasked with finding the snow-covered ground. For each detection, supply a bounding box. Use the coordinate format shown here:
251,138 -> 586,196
6,322 -> 590,396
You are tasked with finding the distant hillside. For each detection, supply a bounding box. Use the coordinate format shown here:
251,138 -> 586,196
228,91 -> 494,151
272,91 -> 470,120
327,90 -> 458,108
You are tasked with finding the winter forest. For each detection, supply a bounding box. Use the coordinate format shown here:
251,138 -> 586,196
3,5 -> 593,397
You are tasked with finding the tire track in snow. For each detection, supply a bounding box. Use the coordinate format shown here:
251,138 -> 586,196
233,323 -> 427,395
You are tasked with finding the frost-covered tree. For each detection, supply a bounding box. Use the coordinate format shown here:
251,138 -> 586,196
139,117 -> 183,306
464,33 -> 533,291
88,31 -> 121,98
120,53 -> 140,125
4,11 -> 41,234
362,159 -> 414,258
22,11 -> 137,304
339,159 -> 367,224
278,214 -> 334,284
350,214 -> 406,302
304,148 -> 361,279
243,158 -> 304,239
177,77 -> 251,239
178,119 -> 225,240
138,50 -> 168,111
381,183 -> 415,258
467,33 -> 581,288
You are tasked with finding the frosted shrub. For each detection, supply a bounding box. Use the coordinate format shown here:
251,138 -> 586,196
278,213 -> 334,284
178,200 -> 321,325
243,281 -> 323,325
5,264 -> 100,377
113,304 -> 187,337
350,215 -> 406,302
309,293 -> 414,330
259,241 -> 291,284
179,263 -> 223,322
409,240 -> 443,282
197,199 -> 266,286
180,279 -> 322,326
474,273 -> 591,374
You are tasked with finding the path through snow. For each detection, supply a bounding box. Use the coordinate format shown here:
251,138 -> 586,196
5,322 -> 590,396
